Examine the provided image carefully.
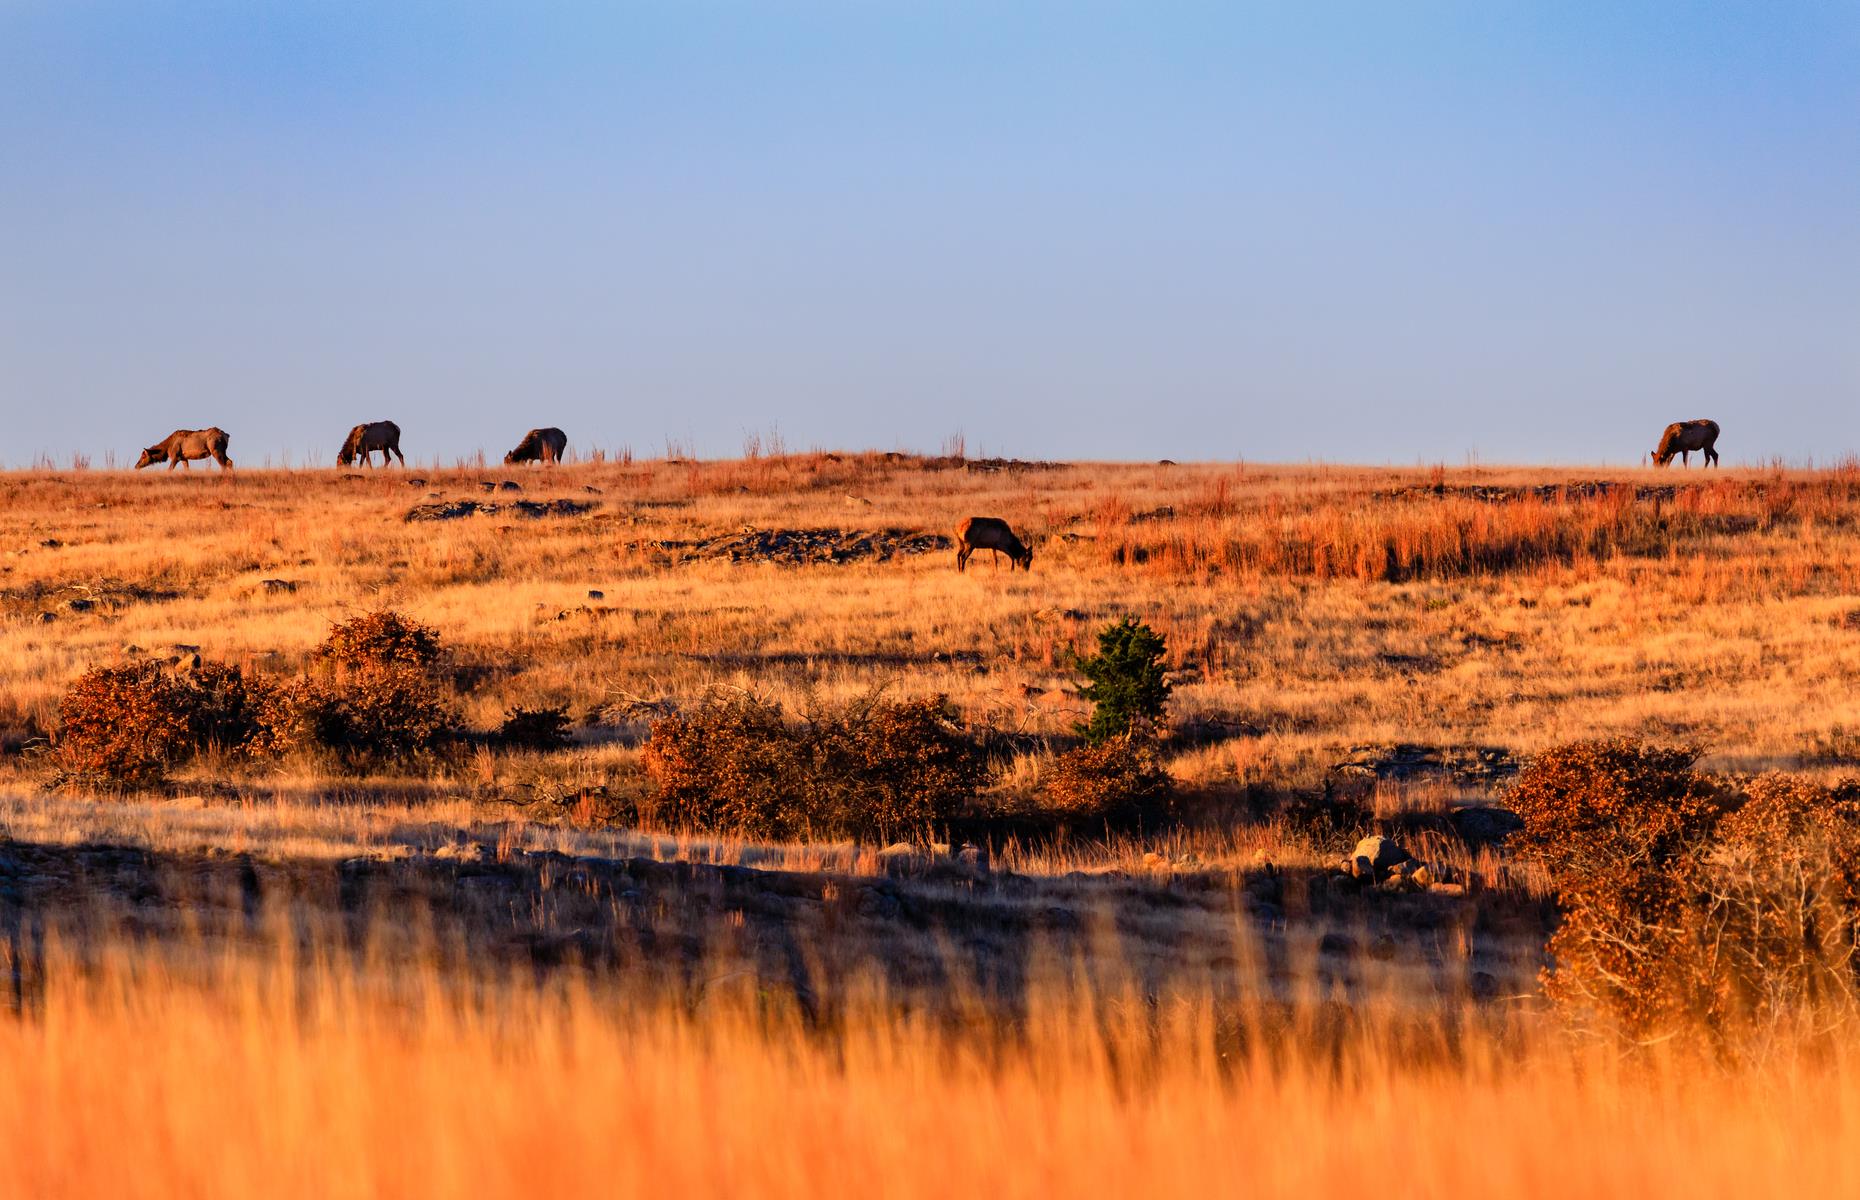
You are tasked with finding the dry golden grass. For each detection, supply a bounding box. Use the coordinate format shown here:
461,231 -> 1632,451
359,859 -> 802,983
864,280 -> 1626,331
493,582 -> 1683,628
0,916 -> 1852,1200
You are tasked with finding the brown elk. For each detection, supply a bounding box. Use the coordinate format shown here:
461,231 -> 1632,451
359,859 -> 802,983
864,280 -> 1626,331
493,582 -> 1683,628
1652,419 -> 1720,467
338,421 -> 405,467
135,428 -> 232,471
956,517 -> 1032,572
504,427 -> 568,465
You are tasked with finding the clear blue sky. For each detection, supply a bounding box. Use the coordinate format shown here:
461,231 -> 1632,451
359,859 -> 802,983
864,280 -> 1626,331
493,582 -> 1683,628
2,1 -> 1855,467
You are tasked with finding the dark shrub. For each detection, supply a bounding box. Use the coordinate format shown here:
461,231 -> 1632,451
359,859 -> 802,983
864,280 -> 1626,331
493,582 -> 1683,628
315,610 -> 443,669
247,675 -> 338,757
1075,618 -> 1171,744
1719,775 -> 1860,901
499,704 -> 573,750
1511,740 -> 1723,875
52,662 -> 274,786
643,692 -> 985,841
1707,776 -> 1860,1021
1509,740 -> 1730,1038
177,662 -> 266,751
1039,735 -> 1172,821
52,664 -> 193,786
51,612 -> 457,784
252,665 -> 452,759
323,664 -> 452,756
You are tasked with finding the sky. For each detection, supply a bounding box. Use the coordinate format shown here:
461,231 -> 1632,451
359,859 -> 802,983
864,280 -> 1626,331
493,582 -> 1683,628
1,1 -> 1856,467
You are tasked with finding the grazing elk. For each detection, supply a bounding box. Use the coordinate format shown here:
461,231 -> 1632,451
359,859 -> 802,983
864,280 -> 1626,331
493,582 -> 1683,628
504,427 -> 568,465
135,428 -> 232,471
956,516 -> 1033,572
1652,419 -> 1720,468
337,421 -> 405,468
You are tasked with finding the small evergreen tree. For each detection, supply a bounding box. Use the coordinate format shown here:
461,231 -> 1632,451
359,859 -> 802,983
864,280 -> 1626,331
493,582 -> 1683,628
1075,618 -> 1171,744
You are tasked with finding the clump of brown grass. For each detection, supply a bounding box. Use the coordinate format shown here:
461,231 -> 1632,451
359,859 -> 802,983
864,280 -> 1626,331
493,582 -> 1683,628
1102,483 -> 1850,582
0,695 -> 45,757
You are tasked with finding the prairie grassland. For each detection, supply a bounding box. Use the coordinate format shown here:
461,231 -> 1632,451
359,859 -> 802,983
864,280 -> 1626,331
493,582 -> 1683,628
4,455 -> 1860,1195
5,455 -> 1860,807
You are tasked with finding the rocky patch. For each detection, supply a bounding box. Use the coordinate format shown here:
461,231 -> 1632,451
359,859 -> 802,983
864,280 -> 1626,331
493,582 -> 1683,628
1380,480 -> 1682,504
648,527 -> 952,566
405,499 -> 596,522
1329,742 -> 1519,784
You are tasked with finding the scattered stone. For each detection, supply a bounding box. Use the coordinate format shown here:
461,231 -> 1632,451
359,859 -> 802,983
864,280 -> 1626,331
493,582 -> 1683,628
498,480 -> 523,492
1450,805 -> 1526,846
1318,931 -> 1355,957
39,538 -> 62,549
1469,970 -> 1501,1002
1350,835 -> 1412,882
587,589 -> 605,600
67,598 -> 94,612
35,611 -> 55,624
171,644 -> 200,654
875,843 -> 922,876
406,477 -> 427,487
478,482 -> 497,493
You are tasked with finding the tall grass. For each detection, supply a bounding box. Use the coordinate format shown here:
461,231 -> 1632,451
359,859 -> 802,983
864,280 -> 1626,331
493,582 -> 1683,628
2,919 -> 1857,1198
1103,481 -> 1847,582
